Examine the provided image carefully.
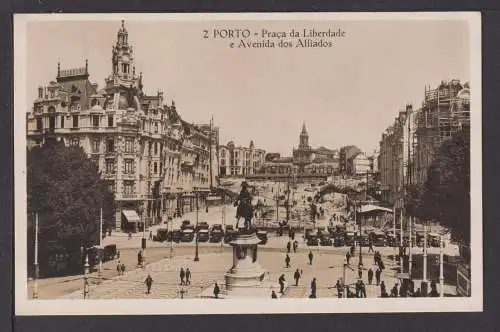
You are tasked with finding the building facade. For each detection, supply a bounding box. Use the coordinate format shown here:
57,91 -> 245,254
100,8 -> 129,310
252,123 -> 340,181
26,21 -> 218,231
218,140 -> 266,177
378,80 -> 470,205
347,152 -> 372,175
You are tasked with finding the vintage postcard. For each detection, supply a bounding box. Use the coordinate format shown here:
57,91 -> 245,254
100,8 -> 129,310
14,12 -> 482,315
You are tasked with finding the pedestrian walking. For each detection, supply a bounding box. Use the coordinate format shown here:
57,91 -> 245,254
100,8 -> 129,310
380,281 -> 387,297
375,268 -> 382,286
213,282 -> 220,299
368,240 -> 374,253
390,283 -> 398,297
137,250 -> 143,266
285,254 -> 291,268
346,251 -> 351,265
117,262 -> 121,275
293,268 -> 301,286
308,250 -> 314,265
145,274 -> 153,294
291,230 -> 295,241
368,268 -> 374,285
360,280 -> 367,298
120,263 -> 126,275
335,280 -> 343,298
287,241 -> 291,253
149,231 -> 153,240
279,274 -> 286,294
180,267 -> 185,285
358,264 -> 363,280
293,240 -> 298,253
310,278 -> 317,298
185,268 -> 191,285
271,290 -> 278,299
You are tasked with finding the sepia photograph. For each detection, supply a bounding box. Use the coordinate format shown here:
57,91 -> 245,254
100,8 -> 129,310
14,12 -> 481,315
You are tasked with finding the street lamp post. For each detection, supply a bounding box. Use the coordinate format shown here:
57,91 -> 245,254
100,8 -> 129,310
33,212 -> 39,299
83,253 -> 89,299
169,216 -> 174,259
439,235 -> 444,297
140,203 -> 146,267
357,204 -> 363,266
194,192 -> 200,262
98,207 -> 103,284
408,215 -> 413,279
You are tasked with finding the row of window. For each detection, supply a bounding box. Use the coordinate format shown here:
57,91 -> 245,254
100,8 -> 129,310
104,159 -> 163,175
35,115 -> 115,130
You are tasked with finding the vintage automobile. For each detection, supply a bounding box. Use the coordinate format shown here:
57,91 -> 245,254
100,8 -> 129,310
371,231 -> 386,247
102,244 -> 117,262
197,229 -> 210,242
307,235 -> 320,246
224,225 -> 237,243
197,221 -> 209,231
304,228 -> 315,241
181,228 -> 195,242
333,235 -> 345,247
359,234 -> 371,247
344,232 -> 356,247
180,220 -> 192,230
209,224 -> 224,242
256,230 -> 268,245
153,228 -> 169,242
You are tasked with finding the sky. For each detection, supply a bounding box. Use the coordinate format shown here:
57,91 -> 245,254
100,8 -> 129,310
25,17 -> 470,156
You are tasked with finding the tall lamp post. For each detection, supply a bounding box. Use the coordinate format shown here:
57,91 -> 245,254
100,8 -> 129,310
357,203 -> 363,267
139,203 -> 146,267
33,212 -> 39,299
98,207 -> 103,284
194,192 -> 200,262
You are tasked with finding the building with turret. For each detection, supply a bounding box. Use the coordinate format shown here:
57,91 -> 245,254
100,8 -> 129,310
26,21 -> 218,231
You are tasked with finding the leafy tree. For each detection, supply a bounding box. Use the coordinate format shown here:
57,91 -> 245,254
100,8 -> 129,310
418,130 -> 470,243
27,138 -> 115,275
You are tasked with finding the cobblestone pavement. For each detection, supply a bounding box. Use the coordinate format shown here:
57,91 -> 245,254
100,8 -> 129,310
61,245 -> 440,299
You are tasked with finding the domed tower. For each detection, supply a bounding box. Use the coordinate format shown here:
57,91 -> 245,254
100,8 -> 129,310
299,122 -> 310,149
112,20 -> 135,82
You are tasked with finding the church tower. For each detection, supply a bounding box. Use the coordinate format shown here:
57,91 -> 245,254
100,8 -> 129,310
112,20 -> 136,83
299,122 -> 310,148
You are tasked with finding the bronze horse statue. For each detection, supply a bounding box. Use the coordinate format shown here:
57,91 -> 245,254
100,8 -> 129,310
234,181 -> 254,231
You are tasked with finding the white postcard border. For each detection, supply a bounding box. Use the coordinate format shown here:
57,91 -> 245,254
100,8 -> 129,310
14,12 -> 483,315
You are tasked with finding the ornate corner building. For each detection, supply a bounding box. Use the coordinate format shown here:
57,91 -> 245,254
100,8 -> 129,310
26,21 -> 218,232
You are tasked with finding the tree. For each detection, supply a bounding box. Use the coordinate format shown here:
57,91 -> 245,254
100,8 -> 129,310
419,130 -> 470,243
27,138 -> 115,275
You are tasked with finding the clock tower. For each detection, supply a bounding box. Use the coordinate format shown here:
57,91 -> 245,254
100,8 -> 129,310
112,20 -> 136,83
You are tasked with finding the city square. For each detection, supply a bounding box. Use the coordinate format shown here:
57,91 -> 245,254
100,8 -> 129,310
19,16 -> 474,308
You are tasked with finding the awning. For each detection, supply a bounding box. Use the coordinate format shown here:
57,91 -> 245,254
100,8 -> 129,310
122,210 -> 140,223
206,196 -> 222,201
358,204 -> 393,214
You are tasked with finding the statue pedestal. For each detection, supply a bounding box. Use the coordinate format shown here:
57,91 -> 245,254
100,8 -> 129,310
223,231 -> 267,297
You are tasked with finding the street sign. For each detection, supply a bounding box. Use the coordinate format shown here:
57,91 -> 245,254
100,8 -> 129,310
397,272 -> 410,279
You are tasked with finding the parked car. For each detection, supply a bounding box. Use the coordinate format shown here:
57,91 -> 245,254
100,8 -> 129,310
210,224 -> 224,242
256,230 -> 268,245
333,236 -> 345,247
102,244 -> 117,262
180,220 -> 191,230
224,225 -> 237,243
153,228 -> 169,242
197,221 -> 209,231
181,228 -> 195,242
320,236 -> 332,246
198,229 -> 210,242
371,231 -> 386,247
360,234 -> 370,247
307,235 -> 320,246
304,228 -> 314,241
172,229 -> 182,243
345,232 -> 356,247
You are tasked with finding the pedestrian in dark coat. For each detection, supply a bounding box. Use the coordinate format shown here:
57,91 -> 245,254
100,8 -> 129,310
285,254 -> 291,268
368,268 -> 374,285
185,268 -> 191,285
137,250 -> 142,266
335,280 -> 343,298
294,269 -> 301,286
308,250 -> 314,265
271,290 -> 278,298
287,241 -> 291,253
390,284 -> 398,297
120,263 -> 126,275
360,280 -> 367,298
358,264 -> 363,280
380,281 -> 387,297
213,283 -> 220,299
346,251 -> 351,265
310,278 -> 317,298
180,267 -> 185,285
293,240 -> 298,253
145,274 -> 153,294
375,267 -> 381,286
279,274 -> 286,294
117,262 -> 121,275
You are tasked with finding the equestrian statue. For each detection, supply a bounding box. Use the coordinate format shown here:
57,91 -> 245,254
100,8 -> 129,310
234,181 -> 254,231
